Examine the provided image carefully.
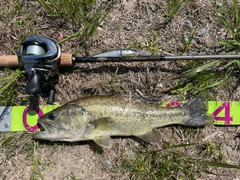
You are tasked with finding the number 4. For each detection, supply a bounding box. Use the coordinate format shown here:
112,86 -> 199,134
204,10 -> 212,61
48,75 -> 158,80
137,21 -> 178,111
212,102 -> 233,125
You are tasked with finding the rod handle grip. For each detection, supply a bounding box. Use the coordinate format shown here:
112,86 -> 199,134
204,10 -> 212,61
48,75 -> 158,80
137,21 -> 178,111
0,54 -> 73,67
0,55 -> 19,67
60,53 -> 73,66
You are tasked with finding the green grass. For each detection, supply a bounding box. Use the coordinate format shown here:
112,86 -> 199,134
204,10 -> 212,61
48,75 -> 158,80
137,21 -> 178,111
168,0 -> 240,99
170,66 -> 229,99
182,24 -> 199,53
129,30 -> 159,55
37,0 -> 112,45
108,67 -> 127,92
164,0 -> 187,20
0,68 -> 23,105
117,142 -> 240,180
30,142 -> 44,180
173,0 -> 240,99
170,57 -> 240,99
215,0 -> 240,50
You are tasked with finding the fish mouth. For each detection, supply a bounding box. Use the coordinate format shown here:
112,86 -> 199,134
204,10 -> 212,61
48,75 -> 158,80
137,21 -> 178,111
32,121 -> 54,140
38,121 -> 49,133
33,120 -> 69,141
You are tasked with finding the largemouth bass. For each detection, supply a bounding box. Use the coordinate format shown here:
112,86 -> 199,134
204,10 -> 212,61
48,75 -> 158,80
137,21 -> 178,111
32,96 -> 213,148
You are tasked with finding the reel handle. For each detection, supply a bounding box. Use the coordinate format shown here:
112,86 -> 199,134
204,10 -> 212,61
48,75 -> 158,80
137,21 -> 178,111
25,71 -> 40,94
0,54 -> 73,67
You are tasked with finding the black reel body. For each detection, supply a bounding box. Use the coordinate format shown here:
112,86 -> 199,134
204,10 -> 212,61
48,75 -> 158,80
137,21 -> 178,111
17,36 -> 61,104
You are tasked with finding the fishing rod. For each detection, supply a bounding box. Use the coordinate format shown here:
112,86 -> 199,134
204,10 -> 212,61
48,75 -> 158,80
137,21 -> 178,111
1,36 -> 240,104
2,44 -> 240,67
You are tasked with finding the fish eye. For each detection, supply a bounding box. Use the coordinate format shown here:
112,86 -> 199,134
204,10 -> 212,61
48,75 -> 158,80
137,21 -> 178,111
48,112 -> 57,120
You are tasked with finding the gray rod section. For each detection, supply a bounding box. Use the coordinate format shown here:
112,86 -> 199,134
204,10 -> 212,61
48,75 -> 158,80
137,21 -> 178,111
164,54 -> 240,60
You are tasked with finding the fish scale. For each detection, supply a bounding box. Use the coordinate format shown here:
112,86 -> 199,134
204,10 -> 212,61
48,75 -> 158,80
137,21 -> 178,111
80,100 -> 186,133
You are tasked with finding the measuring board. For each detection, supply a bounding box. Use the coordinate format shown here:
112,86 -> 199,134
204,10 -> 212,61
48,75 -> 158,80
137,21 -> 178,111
0,101 -> 239,132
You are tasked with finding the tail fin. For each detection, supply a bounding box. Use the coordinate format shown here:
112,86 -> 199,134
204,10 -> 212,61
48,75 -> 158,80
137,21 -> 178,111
181,99 -> 214,126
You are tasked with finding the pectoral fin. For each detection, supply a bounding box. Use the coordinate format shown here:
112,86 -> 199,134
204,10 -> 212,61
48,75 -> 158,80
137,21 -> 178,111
91,117 -> 115,131
136,128 -> 161,142
93,136 -> 112,149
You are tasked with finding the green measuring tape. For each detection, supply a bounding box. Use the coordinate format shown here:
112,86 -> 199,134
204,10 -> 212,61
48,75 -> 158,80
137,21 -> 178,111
0,101 -> 239,132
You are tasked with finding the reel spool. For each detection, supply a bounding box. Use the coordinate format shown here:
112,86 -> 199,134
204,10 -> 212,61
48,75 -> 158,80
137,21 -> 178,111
17,36 -> 61,104
24,43 -> 46,55
17,36 -> 61,64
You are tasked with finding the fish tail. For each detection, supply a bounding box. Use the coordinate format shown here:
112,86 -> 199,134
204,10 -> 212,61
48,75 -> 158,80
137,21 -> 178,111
181,99 -> 214,126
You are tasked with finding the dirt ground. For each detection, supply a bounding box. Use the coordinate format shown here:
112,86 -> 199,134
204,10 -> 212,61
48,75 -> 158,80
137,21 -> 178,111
0,0 -> 240,179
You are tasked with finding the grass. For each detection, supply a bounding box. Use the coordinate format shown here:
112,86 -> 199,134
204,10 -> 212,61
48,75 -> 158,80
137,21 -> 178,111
37,0 -> 112,45
215,0 -> 240,50
0,68 -> 23,106
108,67 -> 127,92
0,132 -> 26,163
171,0 -> 240,99
117,142 -> 240,179
170,58 -> 239,99
30,142 -> 44,180
164,0 -> 187,20
182,24 -> 199,53
129,30 -> 159,55
170,65 -> 229,99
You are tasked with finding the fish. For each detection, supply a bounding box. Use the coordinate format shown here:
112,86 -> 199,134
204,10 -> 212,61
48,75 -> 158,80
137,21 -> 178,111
32,96 -> 214,148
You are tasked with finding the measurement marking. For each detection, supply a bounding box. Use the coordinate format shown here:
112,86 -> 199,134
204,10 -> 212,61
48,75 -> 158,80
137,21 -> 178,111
212,102 -> 233,125
22,106 -> 44,132
165,101 -> 182,107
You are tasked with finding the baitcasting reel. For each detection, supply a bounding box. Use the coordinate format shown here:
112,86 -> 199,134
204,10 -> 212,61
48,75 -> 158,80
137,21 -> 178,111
17,36 -> 61,104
